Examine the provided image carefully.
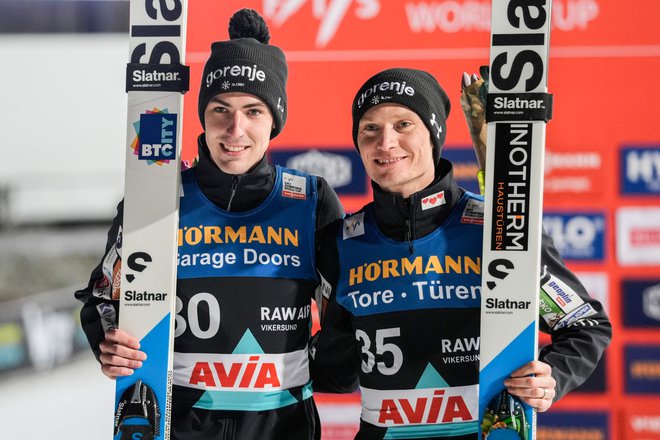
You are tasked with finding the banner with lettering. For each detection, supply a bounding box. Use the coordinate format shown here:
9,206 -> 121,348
185,2 -> 660,439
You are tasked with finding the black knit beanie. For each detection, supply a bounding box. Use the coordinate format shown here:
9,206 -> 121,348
198,9 -> 288,139
352,68 -> 451,163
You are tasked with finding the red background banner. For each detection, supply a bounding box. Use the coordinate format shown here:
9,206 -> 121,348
184,1 -> 660,438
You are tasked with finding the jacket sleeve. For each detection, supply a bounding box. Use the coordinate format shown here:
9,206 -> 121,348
315,176 -> 344,231
74,201 -> 124,362
309,220 -> 360,394
537,230 -> 612,401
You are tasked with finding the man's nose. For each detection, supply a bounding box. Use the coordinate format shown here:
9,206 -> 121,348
377,126 -> 398,150
227,111 -> 246,138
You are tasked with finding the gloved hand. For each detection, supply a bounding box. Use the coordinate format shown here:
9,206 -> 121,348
460,66 -> 489,171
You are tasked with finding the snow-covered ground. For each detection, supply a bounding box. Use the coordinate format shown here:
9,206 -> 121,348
0,355 -> 362,440
0,355 -> 115,439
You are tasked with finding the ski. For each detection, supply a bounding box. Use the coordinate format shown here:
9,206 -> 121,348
113,2 -> 188,439
479,1 -> 553,439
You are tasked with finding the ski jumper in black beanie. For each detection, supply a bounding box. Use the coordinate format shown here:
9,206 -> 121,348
76,9 -> 343,440
309,67 -> 611,440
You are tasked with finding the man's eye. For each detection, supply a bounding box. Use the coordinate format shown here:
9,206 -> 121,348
398,121 -> 412,128
248,109 -> 262,116
212,106 -> 227,113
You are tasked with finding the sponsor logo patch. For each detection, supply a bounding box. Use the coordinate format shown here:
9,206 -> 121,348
269,149 -> 367,195
421,191 -> 445,211
343,212 -> 365,239
356,80 -> 415,108
461,199 -> 484,225
553,303 -> 597,330
96,303 -> 117,332
281,173 -> 307,200
205,63 -> 266,88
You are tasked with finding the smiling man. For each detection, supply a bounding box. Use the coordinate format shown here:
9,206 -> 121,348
75,9 -> 343,440
310,68 -> 611,440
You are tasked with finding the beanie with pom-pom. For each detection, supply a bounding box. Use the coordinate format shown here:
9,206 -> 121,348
198,8 -> 288,138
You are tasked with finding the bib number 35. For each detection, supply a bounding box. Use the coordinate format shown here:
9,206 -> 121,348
355,327 -> 402,375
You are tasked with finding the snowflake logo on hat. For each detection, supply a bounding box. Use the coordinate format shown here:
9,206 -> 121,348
222,80 -> 230,90
371,96 -> 380,105
430,113 -> 443,139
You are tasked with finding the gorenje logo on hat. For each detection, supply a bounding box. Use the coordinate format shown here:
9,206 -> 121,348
357,80 -> 415,108
206,64 -> 267,88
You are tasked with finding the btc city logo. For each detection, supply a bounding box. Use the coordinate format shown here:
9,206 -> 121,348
131,110 -> 178,165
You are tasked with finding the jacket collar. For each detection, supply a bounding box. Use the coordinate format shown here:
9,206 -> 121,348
371,158 -> 464,241
193,134 -> 275,211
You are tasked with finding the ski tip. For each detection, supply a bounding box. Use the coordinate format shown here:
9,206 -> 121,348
229,8 -> 271,44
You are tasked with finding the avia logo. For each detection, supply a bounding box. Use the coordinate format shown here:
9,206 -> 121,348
189,356 -> 281,389
263,0 -> 381,47
379,390 -> 472,425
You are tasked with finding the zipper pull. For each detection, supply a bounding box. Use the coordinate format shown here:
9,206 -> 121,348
227,176 -> 239,211
405,219 -> 414,254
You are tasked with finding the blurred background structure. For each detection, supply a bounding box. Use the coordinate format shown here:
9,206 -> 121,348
1,0 -> 659,439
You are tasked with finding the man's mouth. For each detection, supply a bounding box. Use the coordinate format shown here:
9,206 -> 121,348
222,144 -> 248,152
376,157 -> 404,165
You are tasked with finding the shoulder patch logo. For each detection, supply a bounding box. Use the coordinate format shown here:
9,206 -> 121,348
421,191 -> 446,211
343,212 -> 365,240
282,173 -> 307,200
461,198 -> 484,224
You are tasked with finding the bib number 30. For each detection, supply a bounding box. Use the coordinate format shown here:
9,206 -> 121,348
175,293 -> 220,339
